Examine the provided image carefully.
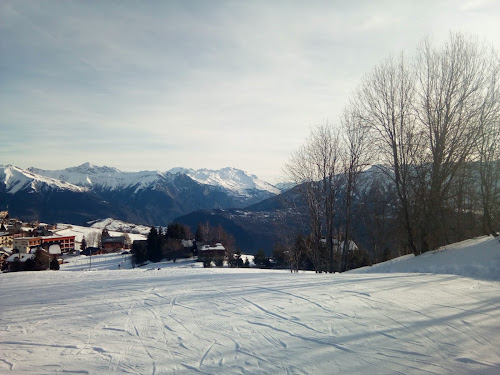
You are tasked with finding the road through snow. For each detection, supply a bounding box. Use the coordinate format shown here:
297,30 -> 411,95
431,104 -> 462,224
1,265 -> 499,374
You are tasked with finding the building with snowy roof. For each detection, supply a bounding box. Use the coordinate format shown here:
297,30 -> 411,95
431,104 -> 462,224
101,236 -> 126,252
197,243 -> 226,261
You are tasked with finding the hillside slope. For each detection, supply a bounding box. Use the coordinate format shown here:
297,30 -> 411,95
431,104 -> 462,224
350,235 -> 500,281
1,236 -> 499,374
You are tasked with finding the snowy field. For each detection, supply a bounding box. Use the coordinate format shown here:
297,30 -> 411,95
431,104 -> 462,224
0,237 -> 499,374
53,222 -> 147,245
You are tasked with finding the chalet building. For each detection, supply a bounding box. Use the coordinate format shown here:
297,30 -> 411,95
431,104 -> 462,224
101,236 -> 126,252
0,248 -> 12,270
197,243 -> 226,261
81,247 -> 101,256
4,252 -> 34,270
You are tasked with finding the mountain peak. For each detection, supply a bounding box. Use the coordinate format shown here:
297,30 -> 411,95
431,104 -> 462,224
66,163 -> 120,174
168,167 -> 279,195
0,165 -> 87,194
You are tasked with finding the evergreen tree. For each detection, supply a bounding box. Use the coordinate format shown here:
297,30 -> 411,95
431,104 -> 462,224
80,237 -> 87,251
195,223 -> 208,242
234,249 -> 243,267
101,229 -> 110,241
147,226 -> 162,262
214,257 -> 224,267
10,257 -> 22,272
253,249 -> 267,267
272,243 -> 288,269
33,249 -> 50,271
167,223 -> 188,240
203,257 -> 213,268
50,257 -> 60,270
132,241 -> 148,266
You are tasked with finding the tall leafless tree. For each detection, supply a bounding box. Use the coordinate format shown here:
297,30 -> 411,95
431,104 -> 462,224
416,33 -> 494,249
339,104 -> 371,271
285,124 -> 343,272
356,53 -> 423,254
476,54 -> 500,236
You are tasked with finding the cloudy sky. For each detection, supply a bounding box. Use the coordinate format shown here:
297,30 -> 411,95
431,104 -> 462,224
1,0 -> 499,183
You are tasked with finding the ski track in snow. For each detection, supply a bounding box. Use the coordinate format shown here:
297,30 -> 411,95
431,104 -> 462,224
1,253 -> 500,374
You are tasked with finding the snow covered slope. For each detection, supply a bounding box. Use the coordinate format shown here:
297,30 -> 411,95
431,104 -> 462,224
88,218 -> 151,235
1,239 -> 499,374
53,223 -> 147,245
350,235 -> 500,281
0,164 -> 87,194
169,167 -> 280,196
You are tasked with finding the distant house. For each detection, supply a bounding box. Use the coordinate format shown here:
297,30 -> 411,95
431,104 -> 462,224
197,243 -> 226,261
321,238 -> 359,253
0,248 -> 12,270
4,252 -> 35,271
0,232 -> 13,247
81,247 -> 101,256
101,236 -> 126,252
181,239 -> 193,249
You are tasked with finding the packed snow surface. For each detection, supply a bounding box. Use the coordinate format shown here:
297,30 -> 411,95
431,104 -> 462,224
351,235 -> 500,281
1,236 -> 499,374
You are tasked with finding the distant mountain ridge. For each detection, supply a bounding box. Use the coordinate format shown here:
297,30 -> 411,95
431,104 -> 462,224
0,163 -> 280,225
28,163 -> 175,194
0,164 -> 87,194
168,167 -> 280,196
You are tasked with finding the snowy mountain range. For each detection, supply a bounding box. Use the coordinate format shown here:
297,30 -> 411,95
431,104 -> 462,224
28,163 -> 168,194
0,163 -> 281,225
24,163 -> 280,196
168,167 -> 280,196
0,165 -> 87,194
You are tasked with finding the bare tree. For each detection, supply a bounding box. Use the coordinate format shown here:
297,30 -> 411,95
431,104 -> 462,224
476,55 -> 500,236
416,33 -> 494,249
356,53 -> 423,254
285,124 -> 343,272
339,104 -> 371,271
86,231 -> 100,248
123,233 -> 132,249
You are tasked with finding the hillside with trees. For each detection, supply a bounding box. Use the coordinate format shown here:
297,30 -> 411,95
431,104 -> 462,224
283,32 -> 499,272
